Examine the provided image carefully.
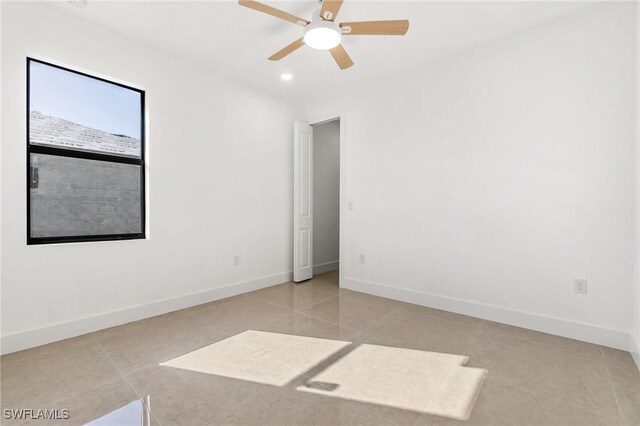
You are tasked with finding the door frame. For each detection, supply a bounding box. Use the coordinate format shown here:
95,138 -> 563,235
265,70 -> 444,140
304,109 -> 347,288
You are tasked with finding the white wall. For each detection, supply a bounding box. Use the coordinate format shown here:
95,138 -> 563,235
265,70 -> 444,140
313,120 -> 340,273
0,2 -> 296,354
307,2 -> 637,351
633,1 -> 640,366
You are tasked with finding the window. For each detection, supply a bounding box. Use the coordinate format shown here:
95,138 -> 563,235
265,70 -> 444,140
27,58 -> 145,244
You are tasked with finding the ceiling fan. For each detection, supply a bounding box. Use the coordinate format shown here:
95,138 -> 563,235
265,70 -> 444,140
238,0 -> 410,70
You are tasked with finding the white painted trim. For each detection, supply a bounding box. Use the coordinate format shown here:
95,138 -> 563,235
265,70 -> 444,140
0,271 -> 292,355
313,261 -> 339,275
306,109 -> 347,289
631,333 -> 640,370
343,277 -> 632,352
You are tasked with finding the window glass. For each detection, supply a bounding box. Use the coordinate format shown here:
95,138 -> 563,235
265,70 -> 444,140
29,61 -> 142,158
29,153 -> 142,238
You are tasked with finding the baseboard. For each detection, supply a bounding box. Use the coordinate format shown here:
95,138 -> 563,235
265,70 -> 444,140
342,277 -> 632,352
631,333 -> 640,370
0,271 -> 292,355
314,261 -> 339,275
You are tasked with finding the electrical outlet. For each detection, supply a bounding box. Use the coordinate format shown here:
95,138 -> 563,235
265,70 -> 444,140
348,201 -> 354,211
574,279 -> 587,295
360,254 -> 365,264
234,255 -> 240,266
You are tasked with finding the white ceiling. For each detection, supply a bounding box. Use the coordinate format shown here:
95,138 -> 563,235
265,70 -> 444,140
52,1 -> 597,105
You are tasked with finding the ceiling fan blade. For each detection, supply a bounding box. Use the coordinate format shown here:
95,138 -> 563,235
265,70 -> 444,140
319,0 -> 344,21
329,44 -> 353,70
268,38 -> 305,61
238,0 -> 309,26
340,20 -> 409,35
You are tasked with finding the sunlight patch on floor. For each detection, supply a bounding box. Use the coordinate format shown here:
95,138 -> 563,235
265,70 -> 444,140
160,330 -> 351,386
298,344 -> 487,420
161,331 -> 486,419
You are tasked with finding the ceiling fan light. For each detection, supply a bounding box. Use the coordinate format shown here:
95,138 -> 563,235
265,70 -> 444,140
303,21 -> 342,50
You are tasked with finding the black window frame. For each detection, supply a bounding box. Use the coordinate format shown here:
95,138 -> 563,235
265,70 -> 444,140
26,57 -> 146,245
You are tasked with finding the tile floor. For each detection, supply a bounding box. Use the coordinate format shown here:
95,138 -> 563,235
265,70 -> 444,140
1,271 -> 639,425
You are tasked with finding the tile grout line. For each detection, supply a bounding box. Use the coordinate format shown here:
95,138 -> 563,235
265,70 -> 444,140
360,402 -> 405,426
474,323 -> 614,363
204,334 -> 353,424
242,277 -> 339,312
302,304 -> 396,342
230,333 -> 351,384
453,325 -> 505,425
98,284 -> 336,382
482,389 -> 512,426
604,362 -> 627,425
489,368 -> 623,423
94,338 -> 164,426
410,413 -> 425,426
231,282 -> 341,318
422,361 -> 460,413
463,322 -> 484,355
292,292 -> 341,314
316,305 -> 412,426
199,338 -> 303,425
294,307 -> 363,335
230,326 -> 404,426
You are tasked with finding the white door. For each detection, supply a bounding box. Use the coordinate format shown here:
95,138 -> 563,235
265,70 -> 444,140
293,121 -> 313,282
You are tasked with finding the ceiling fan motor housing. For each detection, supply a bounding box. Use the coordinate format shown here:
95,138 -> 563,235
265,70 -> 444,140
303,10 -> 342,50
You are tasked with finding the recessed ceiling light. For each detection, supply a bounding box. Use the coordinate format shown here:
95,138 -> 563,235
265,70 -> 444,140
281,73 -> 293,81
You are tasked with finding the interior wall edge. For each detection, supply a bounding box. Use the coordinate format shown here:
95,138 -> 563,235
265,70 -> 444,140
0,271 -> 292,355
342,277 -> 633,355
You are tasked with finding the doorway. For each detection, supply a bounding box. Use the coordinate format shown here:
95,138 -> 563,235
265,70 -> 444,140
293,113 -> 344,285
312,119 -> 340,280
